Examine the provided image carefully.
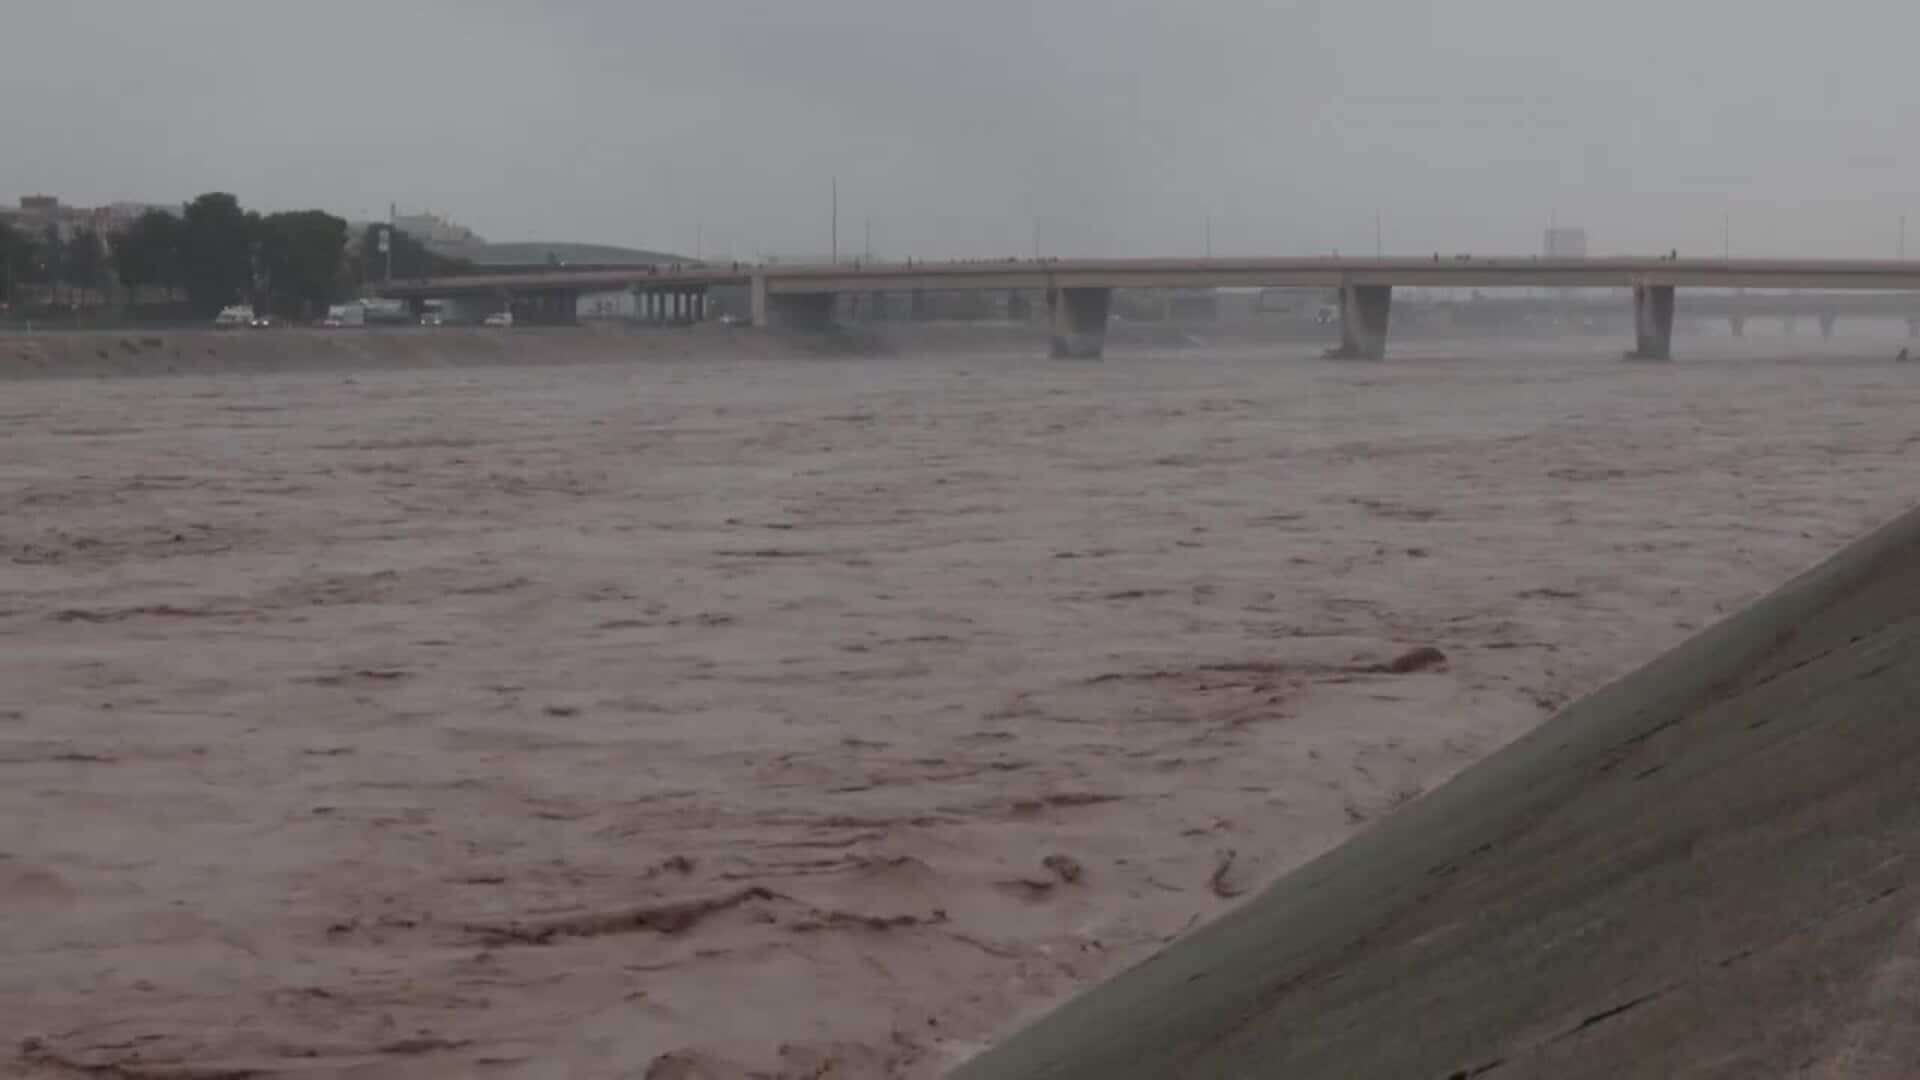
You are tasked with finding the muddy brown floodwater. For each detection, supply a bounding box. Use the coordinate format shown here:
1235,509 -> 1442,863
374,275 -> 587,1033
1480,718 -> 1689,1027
2,338 -> 1916,1078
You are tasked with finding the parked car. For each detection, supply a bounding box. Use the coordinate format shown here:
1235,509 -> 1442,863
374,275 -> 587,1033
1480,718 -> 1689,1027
419,312 -> 445,327
249,314 -> 275,329
482,311 -> 514,328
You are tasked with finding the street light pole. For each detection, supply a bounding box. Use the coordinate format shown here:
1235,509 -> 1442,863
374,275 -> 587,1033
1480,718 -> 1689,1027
830,177 -> 839,265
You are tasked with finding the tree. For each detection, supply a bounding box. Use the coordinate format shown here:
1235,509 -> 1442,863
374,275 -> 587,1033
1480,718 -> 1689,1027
66,228 -> 106,303
356,224 -> 469,287
35,225 -> 67,302
180,193 -> 256,316
0,222 -> 37,306
257,210 -> 348,318
113,209 -> 185,302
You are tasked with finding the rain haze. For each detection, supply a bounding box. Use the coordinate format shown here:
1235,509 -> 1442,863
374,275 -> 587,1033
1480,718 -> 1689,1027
9,4 -> 1920,1080
7,0 -> 1920,257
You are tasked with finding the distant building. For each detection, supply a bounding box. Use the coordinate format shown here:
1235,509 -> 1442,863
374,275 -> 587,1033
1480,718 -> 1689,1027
1544,227 -> 1589,258
4,195 -> 94,241
100,201 -> 179,231
391,209 -> 488,257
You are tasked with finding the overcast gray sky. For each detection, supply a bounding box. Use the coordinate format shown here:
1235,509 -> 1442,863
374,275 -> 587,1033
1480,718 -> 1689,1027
6,0 -> 1918,258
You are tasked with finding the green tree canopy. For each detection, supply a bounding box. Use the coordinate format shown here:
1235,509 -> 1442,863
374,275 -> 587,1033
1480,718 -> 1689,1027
180,192 -> 256,316
357,224 -> 470,286
113,210 -> 185,296
33,225 -> 66,288
66,228 -> 106,295
258,210 -> 348,318
0,222 -> 36,304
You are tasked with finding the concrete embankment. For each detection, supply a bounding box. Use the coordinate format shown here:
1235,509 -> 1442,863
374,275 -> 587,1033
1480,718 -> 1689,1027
961,504 -> 1920,1078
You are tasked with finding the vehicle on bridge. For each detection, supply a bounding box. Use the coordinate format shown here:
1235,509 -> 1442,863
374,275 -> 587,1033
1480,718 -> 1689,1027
322,303 -> 363,328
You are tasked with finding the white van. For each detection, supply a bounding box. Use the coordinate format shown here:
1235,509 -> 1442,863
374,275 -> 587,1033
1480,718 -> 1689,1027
214,305 -> 255,329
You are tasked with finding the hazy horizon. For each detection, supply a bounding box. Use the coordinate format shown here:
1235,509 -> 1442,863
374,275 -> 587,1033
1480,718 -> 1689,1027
6,1 -> 1918,260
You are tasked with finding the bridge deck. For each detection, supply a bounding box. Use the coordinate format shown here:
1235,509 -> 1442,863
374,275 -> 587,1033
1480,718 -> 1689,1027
375,257 -> 1920,299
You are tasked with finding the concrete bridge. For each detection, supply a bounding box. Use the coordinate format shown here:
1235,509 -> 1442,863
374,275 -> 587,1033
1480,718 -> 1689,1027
373,257 -> 1920,361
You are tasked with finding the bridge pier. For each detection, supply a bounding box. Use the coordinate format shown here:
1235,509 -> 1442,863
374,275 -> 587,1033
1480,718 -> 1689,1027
1819,313 -> 1837,339
1048,287 -> 1113,359
1326,284 -> 1393,360
1908,318 -> 1919,339
1730,315 -> 1746,338
1627,285 -> 1675,361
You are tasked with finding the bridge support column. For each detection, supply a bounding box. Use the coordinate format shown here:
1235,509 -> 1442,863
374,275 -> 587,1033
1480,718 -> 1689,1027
1326,284 -> 1393,360
1048,287 -> 1112,359
1819,313 -> 1837,339
1730,315 -> 1746,338
911,290 -> 932,321
1907,318 -> 1919,339
1627,285 -> 1674,361
1784,317 -> 1797,338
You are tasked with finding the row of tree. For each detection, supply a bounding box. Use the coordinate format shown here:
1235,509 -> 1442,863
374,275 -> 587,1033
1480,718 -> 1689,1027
0,193 -> 470,319
0,222 -> 109,308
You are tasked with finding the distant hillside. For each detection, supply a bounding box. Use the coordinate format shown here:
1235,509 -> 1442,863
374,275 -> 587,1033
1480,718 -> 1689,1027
464,242 -> 688,267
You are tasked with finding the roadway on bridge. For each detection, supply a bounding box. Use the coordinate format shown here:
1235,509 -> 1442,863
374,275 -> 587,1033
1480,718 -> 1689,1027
375,256 -> 1920,299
